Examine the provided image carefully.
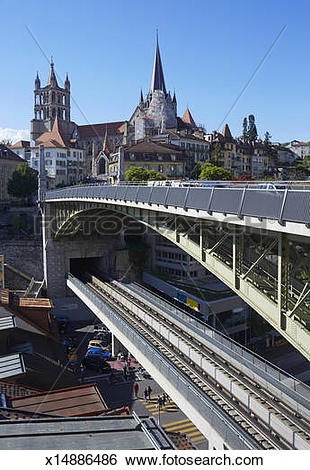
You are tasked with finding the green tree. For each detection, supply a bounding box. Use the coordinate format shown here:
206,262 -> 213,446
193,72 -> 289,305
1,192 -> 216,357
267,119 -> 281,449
7,162 -> 38,199
147,169 -> 166,181
125,167 -> 166,182
264,131 -> 278,165
248,114 -> 258,144
125,167 -> 150,182
199,162 -> 232,180
242,117 -> 248,142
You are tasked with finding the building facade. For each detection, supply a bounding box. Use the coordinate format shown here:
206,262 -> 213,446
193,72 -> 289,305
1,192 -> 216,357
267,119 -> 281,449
0,144 -> 24,203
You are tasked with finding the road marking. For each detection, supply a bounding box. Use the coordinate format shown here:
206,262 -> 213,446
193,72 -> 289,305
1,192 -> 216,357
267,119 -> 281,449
162,418 -> 189,427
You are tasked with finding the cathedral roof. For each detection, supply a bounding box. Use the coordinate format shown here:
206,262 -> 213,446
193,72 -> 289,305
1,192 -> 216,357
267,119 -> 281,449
102,132 -> 110,156
182,108 -> 196,126
77,121 -> 125,139
36,117 -> 68,148
150,34 -> 167,95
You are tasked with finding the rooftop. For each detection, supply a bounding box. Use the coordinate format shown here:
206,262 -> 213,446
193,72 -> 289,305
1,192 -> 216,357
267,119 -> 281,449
77,121 -> 125,139
0,413 -> 175,450
11,383 -> 109,417
0,144 -> 24,162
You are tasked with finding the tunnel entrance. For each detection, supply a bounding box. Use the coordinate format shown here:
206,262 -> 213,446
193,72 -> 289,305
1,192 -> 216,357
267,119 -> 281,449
70,256 -> 112,279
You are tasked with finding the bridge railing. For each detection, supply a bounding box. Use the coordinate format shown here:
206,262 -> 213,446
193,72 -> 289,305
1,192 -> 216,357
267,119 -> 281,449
46,184 -> 310,226
67,274 -> 258,450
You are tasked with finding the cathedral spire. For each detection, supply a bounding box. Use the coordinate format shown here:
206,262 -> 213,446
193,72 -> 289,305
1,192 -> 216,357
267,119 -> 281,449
140,88 -> 143,103
48,58 -> 58,87
150,30 -> 166,95
103,128 -> 110,156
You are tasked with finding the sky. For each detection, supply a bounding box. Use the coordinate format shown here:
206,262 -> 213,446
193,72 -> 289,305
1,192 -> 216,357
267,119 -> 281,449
1,0 -> 310,143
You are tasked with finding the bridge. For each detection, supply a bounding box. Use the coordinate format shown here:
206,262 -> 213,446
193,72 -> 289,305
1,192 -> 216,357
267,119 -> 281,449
67,272 -> 310,450
43,184 -> 310,361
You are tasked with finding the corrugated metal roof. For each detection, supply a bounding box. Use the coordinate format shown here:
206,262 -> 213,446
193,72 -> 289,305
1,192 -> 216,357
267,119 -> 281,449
0,414 -> 175,450
0,353 -> 25,380
0,315 -> 15,331
11,384 -> 108,417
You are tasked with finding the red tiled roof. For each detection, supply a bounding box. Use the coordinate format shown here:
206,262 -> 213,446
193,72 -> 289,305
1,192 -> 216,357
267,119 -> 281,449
10,140 -> 30,149
77,121 -> 125,138
126,140 -> 182,154
36,116 -> 67,148
11,383 -> 108,417
182,108 -> 196,126
292,142 -> 310,147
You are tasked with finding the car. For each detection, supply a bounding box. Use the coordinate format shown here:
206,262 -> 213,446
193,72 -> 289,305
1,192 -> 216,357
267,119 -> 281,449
88,339 -> 111,350
82,354 -> 112,372
257,183 -> 287,191
93,323 -> 109,333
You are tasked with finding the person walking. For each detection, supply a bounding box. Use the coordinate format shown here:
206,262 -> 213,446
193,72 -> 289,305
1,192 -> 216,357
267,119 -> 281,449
147,385 -> 152,400
133,383 -> 139,399
144,388 -> 148,401
162,393 -> 166,407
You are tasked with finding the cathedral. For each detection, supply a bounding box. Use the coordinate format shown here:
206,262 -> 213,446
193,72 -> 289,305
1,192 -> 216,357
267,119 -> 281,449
25,34 -> 203,180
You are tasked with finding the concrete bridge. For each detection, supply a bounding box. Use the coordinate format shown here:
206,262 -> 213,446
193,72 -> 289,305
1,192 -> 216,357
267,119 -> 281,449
67,272 -> 310,450
43,184 -> 310,361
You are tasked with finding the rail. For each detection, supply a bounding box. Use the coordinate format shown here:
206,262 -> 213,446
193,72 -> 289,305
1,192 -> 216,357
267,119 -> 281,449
67,274 -> 260,450
45,184 -> 310,226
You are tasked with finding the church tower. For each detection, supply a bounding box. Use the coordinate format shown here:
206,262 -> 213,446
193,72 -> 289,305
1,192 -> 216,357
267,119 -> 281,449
132,33 -> 177,141
31,61 -> 72,141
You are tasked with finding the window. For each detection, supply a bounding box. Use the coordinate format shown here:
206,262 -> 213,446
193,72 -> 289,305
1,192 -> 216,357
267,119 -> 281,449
171,154 -> 176,161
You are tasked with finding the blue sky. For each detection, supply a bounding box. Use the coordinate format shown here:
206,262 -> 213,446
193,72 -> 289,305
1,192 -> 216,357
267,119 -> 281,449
1,0 -> 310,143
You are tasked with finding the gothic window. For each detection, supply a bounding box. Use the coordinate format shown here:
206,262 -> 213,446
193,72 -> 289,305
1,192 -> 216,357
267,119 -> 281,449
47,108 -> 49,119
35,95 -> 40,105
52,92 -> 55,103
57,94 -> 61,104
58,108 -> 61,118
52,108 -> 56,118
63,95 -> 66,105
63,109 -> 66,120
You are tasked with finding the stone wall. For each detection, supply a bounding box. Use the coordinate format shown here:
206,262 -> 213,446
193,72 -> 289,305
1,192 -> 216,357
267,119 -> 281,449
1,240 -> 43,280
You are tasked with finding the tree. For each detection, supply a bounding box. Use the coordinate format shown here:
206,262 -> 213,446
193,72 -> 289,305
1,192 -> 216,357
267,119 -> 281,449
125,166 -> 166,182
264,131 -> 278,167
7,162 -> 38,199
242,117 -> 248,142
199,162 -> 232,181
125,167 -> 150,182
247,114 -> 258,144
147,169 -> 166,181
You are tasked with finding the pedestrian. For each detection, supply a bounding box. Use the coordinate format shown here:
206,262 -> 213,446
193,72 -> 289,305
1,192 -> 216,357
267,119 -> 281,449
147,385 -> 152,400
162,393 -> 166,407
156,395 -> 162,408
133,382 -> 139,399
144,388 -> 148,401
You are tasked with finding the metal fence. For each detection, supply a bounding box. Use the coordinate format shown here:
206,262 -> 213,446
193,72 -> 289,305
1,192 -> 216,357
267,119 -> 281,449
67,274 -> 260,450
46,184 -> 310,226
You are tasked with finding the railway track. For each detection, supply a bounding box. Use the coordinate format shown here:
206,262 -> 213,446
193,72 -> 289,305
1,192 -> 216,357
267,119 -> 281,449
83,273 -> 310,449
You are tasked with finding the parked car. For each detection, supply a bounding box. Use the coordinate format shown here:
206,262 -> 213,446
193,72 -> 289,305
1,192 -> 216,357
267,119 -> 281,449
82,353 -> 112,372
93,323 -> 109,333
